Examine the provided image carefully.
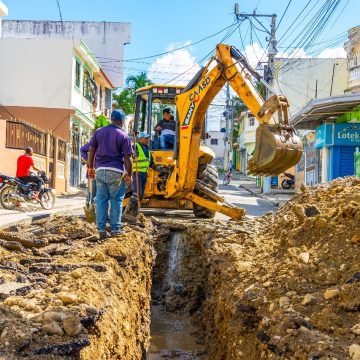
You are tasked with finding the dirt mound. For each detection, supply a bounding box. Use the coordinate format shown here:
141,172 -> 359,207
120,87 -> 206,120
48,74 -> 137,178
202,177 -> 360,359
0,215 -> 154,359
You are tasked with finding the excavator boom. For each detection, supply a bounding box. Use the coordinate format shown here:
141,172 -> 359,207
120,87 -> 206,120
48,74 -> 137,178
132,44 -> 303,220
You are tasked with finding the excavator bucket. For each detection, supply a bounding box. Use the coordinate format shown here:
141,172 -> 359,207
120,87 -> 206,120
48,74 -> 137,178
247,123 -> 303,176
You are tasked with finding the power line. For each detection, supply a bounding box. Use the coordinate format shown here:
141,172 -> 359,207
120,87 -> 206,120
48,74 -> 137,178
277,0 -> 293,30
96,22 -> 237,64
163,21 -> 242,85
54,0 -> 63,23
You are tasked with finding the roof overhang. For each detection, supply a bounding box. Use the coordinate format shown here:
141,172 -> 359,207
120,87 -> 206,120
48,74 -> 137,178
290,94 -> 360,129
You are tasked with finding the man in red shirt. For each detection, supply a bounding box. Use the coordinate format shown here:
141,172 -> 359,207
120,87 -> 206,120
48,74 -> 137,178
16,147 -> 43,194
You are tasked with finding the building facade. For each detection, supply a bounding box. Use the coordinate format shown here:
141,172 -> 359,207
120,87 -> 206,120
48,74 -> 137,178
236,111 -> 258,175
344,26 -> 360,93
204,130 -> 225,160
273,57 -> 348,115
1,20 -> 131,87
0,1 -> 7,37
0,38 -> 114,191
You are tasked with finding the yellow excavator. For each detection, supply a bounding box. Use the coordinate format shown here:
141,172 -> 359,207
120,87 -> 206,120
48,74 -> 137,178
129,44 -> 303,220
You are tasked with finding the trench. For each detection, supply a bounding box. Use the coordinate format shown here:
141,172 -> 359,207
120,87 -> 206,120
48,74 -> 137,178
147,231 -> 207,359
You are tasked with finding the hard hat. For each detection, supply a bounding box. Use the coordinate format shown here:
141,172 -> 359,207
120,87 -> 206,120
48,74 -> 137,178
138,132 -> 150,139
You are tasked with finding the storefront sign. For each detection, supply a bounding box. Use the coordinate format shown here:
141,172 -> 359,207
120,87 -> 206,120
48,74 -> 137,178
315,123 -> 360,148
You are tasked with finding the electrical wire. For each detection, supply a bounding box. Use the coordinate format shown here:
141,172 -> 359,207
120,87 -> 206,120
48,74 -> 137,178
54,0 -> 63,23
96,22 -> 237,64
275,0 -> 343,76
276,0 -> 293,30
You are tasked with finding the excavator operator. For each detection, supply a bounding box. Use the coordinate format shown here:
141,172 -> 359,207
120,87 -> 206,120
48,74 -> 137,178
154,108 -> 176,150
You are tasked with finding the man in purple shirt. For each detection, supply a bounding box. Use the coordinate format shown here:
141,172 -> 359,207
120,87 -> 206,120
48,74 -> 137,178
88,109 -> 133,239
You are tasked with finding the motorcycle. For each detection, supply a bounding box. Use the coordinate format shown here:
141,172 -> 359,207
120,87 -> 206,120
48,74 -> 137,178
281,172 -> 295,189
223,171 -> 233,186
0,172 -> 55,210
0,173 -> 6,192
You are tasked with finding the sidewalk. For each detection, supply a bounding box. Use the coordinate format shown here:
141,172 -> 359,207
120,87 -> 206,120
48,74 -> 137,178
233,173 -> 295,207
0,190 -> 86,228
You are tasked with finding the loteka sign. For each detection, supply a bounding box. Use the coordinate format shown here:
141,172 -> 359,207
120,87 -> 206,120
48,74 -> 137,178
315,123 -> 360,148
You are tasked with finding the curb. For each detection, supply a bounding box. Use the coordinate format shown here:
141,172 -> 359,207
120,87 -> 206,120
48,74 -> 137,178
0,204 -> 84,229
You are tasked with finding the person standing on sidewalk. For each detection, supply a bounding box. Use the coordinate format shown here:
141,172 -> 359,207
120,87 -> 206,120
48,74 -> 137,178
123,132 -> 154,218
87,109 -> 133,239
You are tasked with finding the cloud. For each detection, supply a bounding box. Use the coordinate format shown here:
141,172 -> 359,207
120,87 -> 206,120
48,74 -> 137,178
148,41 -> 200,85
243,43 -> 268,68
318,47 -> 347,58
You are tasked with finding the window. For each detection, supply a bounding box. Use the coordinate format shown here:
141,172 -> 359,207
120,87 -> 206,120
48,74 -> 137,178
6,121 -> 46,156
75,61 -> 81,88
83,69 -> 96,104
211,138 -> 218,145
248,117 -> 255,127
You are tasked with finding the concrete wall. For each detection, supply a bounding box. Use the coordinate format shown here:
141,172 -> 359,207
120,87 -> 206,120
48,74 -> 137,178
0,38 -> 74,109
204,131 -> 225,159
274,58 -> 348,115
2,20 -> 131,87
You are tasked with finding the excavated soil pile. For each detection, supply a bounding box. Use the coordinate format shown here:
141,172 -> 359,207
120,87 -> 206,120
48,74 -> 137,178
0,215 -> 154,359
198,176 -> 360,359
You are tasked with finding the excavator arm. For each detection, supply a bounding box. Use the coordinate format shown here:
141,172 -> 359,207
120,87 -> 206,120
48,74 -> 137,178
168,44 -> 303,219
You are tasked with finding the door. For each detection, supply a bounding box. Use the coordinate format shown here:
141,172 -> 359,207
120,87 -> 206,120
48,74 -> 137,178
70,124 -> 80,187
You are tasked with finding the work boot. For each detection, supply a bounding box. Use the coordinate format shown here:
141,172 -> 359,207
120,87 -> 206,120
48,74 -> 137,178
98,231 -> 111,240
110,230 -> 124,237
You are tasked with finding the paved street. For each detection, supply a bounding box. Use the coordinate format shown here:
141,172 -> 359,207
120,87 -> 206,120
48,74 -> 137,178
0,179 -> 280,228
142,180 -> 277,220
218,182 -> 277,218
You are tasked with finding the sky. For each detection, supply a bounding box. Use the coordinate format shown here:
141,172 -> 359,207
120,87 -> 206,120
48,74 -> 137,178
3,0 -> 359,129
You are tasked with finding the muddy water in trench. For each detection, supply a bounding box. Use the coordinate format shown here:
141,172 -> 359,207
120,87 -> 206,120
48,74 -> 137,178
147,232 -> 206,359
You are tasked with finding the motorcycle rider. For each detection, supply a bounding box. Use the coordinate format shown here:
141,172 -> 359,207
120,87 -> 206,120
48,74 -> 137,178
16,147 -> 44,199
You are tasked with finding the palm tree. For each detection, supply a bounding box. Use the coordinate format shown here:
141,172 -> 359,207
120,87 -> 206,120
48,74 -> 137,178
113,89 -> 134,114
126,71 -> 153,90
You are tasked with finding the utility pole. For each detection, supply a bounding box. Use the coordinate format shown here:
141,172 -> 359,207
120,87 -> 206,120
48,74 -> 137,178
224,83 -> 231,172
234,4 -> 277,193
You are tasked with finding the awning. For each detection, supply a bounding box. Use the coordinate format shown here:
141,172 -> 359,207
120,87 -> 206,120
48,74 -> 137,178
290,94 -> 360,130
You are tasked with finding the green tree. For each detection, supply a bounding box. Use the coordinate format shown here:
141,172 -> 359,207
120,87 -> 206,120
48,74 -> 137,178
95,114 -> 110,129
126,71 -> 153,90
113,72 -> 153,115
113,89 -> 134,114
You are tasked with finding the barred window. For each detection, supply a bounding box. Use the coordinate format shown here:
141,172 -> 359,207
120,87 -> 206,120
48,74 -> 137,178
6,121 -> 46,156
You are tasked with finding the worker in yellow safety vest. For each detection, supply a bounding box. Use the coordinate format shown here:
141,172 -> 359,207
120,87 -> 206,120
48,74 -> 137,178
124,131 -> 154,217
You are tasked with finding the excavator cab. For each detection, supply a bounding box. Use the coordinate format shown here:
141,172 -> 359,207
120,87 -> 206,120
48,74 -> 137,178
133,85 -> 182,154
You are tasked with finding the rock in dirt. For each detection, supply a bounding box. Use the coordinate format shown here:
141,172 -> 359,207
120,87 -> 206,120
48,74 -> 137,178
352,324 -> 360,336
58,293 -> 78,305
324,288 -> 340,300
42,321 -> 64,336
302,294 -> 315,305
62,316 -> 82,337
349,344 -> 360,360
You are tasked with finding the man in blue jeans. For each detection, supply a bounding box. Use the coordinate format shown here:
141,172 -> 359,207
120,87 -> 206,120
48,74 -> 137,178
87,109 -> 133,239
